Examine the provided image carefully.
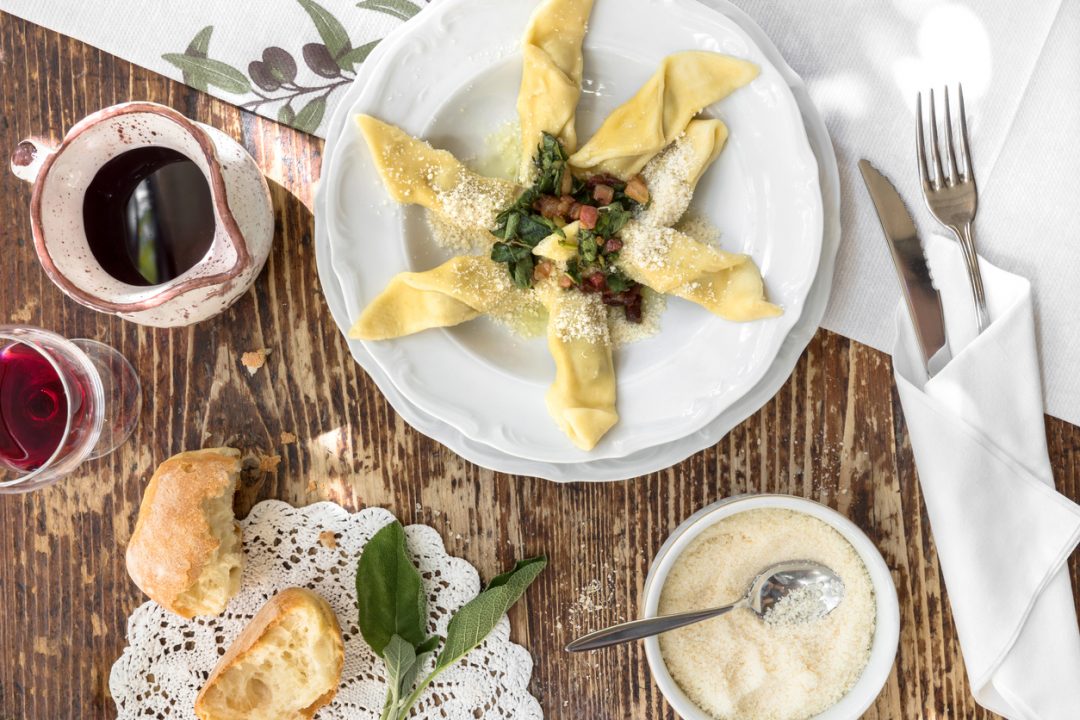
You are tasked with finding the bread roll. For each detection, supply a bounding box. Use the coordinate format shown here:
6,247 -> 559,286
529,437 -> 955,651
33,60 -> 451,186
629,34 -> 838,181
195,587 -> 345,720
125,448 -> 243,618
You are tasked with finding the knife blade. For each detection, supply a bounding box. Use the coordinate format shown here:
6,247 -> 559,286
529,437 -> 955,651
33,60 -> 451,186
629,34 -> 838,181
858,159 -> 951,376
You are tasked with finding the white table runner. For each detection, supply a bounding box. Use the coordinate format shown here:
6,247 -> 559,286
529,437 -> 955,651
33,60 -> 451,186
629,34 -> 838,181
3,0 -> 1079,427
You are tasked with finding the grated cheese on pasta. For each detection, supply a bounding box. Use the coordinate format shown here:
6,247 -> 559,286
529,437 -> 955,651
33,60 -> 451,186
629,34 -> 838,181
552,291 -> 610,345
637,131 -> 697,227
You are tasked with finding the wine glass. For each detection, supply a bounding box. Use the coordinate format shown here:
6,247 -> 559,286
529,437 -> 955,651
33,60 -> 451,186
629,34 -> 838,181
0,326 -> 141,493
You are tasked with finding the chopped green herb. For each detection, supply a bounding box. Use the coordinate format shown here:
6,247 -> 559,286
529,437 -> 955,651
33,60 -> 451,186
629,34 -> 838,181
565,257 -> 582,285
579,231 -> 599,264
533,132 -> 570,195
605,269 -> 633,293
594,204 -> 632,238
512,256 -> 535,289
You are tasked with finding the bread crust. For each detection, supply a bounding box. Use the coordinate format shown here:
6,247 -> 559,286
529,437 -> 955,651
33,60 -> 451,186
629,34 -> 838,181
125,447 -> 242,618
194,587 -> 345,720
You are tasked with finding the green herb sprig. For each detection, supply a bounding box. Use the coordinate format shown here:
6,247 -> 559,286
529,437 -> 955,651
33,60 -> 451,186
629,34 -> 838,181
357,521 -> 547,720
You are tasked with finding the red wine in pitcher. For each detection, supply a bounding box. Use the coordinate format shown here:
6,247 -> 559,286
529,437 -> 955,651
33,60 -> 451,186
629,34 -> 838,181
0,343 -> 71,471
82,147 -> 215,286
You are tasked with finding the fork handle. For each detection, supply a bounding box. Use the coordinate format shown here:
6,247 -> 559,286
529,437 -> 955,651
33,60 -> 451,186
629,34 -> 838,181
953,222 -> 990,333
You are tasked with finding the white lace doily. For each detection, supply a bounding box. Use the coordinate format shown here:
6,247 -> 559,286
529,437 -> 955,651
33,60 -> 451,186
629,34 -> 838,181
109,500 -> 543,720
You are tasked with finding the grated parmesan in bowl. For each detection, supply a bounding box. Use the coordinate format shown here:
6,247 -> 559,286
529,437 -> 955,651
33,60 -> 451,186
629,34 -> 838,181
643,495 -> 900,720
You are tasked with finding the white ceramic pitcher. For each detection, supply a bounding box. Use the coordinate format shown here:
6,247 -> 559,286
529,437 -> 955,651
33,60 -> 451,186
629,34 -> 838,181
10,102 -> 274,327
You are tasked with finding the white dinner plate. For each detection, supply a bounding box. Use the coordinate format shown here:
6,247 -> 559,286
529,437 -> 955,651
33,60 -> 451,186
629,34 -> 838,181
323,0 -> 823,464
317,0 -> 840,480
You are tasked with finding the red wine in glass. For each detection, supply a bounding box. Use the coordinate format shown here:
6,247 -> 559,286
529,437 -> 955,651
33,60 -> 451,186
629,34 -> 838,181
0,343 -> 83,471
0,327 -> 141,493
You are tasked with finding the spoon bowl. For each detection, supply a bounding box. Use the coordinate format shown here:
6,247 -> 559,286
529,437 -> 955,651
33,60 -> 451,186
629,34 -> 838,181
566,560 -> 844,652
749,560 -> 845,619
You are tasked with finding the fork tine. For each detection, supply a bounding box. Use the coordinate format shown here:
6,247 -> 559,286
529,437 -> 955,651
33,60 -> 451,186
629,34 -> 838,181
958,83 -> 974,182
915,92 -> 931,190
928,89 -> 946,189
943,86 -> 959,185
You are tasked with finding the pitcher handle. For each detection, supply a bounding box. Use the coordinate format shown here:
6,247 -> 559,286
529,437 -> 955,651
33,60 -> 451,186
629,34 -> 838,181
11,137 -> 56,183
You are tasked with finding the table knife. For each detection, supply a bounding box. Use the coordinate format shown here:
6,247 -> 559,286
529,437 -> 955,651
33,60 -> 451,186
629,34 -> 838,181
858,159 -> 951,376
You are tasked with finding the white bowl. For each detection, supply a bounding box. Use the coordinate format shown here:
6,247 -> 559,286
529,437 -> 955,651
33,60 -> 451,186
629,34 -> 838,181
642,494 -> 900,720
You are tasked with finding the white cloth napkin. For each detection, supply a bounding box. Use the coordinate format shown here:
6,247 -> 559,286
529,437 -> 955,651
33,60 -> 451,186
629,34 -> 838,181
893,235 -> 1080,719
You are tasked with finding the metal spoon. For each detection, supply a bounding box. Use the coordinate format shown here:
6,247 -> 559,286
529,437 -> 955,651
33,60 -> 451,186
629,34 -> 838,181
565,560 -> 844,652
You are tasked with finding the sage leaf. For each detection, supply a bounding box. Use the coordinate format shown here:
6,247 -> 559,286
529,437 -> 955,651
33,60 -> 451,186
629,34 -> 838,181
277,104 -> 296,126
358,0 -> 420,22
161,54 -> 251,95
298,0 -> 353,58
337,40 -> 380,72
416,635 -> 441,655
293,97 -> 327,134
434,556 -> 546,671
384,634 -> 417,698
357,521 -> 428,657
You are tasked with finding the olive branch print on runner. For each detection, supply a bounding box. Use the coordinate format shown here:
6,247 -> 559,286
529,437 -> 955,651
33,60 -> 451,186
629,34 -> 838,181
162,0 -> 423,134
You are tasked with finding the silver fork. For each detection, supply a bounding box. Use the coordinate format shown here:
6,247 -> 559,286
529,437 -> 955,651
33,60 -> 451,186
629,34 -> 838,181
916,85 -> 989,332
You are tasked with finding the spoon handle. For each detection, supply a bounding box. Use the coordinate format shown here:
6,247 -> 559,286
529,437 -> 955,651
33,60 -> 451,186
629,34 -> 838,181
565,604 -> 739,652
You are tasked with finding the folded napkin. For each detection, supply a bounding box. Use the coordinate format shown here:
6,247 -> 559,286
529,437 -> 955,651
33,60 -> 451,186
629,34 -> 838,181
893,235 -> 1080,719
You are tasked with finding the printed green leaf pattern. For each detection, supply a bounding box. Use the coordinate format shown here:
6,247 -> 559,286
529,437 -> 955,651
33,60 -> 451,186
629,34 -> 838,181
298,0 -> 353,57
182,25 -> 214,92
162,0 -> 427,134
293,97 -> 327,134
358,0 -> 420,21
337,40 -> 380,73
161,53 -> 252,94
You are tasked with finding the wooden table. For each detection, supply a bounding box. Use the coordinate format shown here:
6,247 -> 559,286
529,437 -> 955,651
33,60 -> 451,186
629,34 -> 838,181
1,12 -> 1078,719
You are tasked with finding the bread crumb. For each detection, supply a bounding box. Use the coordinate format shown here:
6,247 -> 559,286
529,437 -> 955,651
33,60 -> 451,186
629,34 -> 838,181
318,531 -> 337,549
566,566 -> 617,633
280,431 -> 297,445
258,454 -> 281,472
9,297 -> 38,323
241,348 -> 271,375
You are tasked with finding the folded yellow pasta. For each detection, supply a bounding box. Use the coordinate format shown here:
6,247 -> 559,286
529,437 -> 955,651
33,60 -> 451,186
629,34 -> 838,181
541,288 -> 618,451
569,52 -> 758,179
672,257 -> 783,322
619,223 -> 779,320
617,223 -> 747,293
637,118 -> 728,227
518,0 -> 595,182
357,114 -> 520,230
534,221 -> 779,322
350,256 -> 526,340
